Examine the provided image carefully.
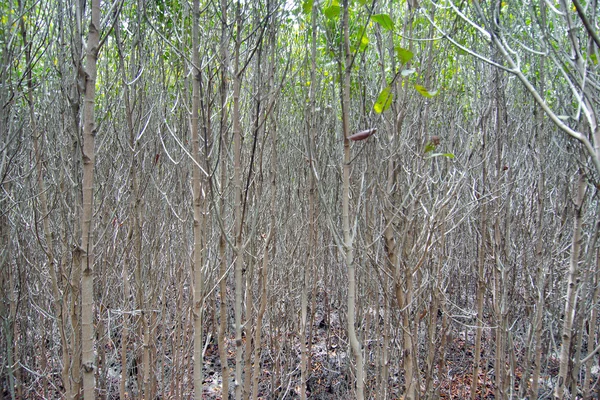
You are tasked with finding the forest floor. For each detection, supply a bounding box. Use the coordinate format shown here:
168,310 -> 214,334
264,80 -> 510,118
27,301 -> 595,399
200,309 -> 579,400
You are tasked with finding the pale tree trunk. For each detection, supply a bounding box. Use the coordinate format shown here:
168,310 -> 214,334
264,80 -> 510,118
251,14 -> 279,399
115,52 -> 130,400
572,197 -> 600,398
243,14 -> 264,395
299,157 -> 309,399
305,96 -> 319,400
134,207 -> 146,395
217,216 -> 229,400
172,265 -> 186,398
66,0 -> 86,396
114,14 -> 139,398
379,294 -> 391,400
492,203 -> 507,399
471,155 -> 487,400
233,3 -> 245,398
124,1 -> 148,392
418,8 -> 439,398
555,170 -> 587,399
571,294 -> 587,396
393,193 -> 434,400
62,21 -> 83,400
340,2 -> 364,398
529,167 -> 548,399
299,213 -> 311,400
424,277 -> 440,397
0,215 -> 16,400
217,0 -> 230,396
524,55 -> 547,399
424,216 -> 446,399
80,0 -> 100,398
141,316 -> 151,395
120,261 -> 131,400
70,248 -> 82,399
243,251 -> 254,400
191,0 -> 205,396
300,4 -> 318,399
583,248 -> 600,400
396,247 -> 418,400
491,76 -> 510,399
378,8 -> 397,397
251,185 -> 274,399
380,60 -> 398,400
0,45 -> 14,398
391,6 -> 422,399
438,291 -> 449,384
149,309 -> 159,398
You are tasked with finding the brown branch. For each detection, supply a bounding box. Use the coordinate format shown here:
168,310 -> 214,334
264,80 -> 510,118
572,0 -> 600,51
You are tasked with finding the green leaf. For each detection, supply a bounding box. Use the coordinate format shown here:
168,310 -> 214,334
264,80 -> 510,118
374,86 -> 393,114
424,142 -> 436,153
414,84 -> 438,98
395,46 -> 414,64
302,0 -> 313,14
426,152 -> 455,159
401,68 -> 416,77
323,1 -> 341,20
372,13 -> 394,31
359,34 -> 369,51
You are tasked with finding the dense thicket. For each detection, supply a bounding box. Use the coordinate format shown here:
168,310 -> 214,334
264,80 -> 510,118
1,0 -> 599,399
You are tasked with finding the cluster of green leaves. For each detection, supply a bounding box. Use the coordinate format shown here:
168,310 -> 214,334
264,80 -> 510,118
298,0 -> 441,127
371,12 -> 438,114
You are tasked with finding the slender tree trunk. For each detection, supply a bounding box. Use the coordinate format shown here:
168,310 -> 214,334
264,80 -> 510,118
397,262 -> 417,400
529,169 -> 548,399
425,217 -> 445,398
68,1 -> 86,397
299,198 -> 309,400
555,170 -> 587,399
191,0 -> 205,396
114,15 -> 139,399
218,228 -> 229,399
583,248 -> 600,399
525,56 -> 547,397
70,249 -> 82,399
572,204 -> 600,399
251,214 -> 273,399
340,2 -> 364,398
571,300 -> 586,396
217,0 -> 230,396
81,0 -> 100,397
243,15 -> 265,396
243,252 -> 254,400
300,4 -> 318,399
492,78 -> 510,399
233,3 -> 245,398
0,228 -> 16,400
471,163 -> 487,400
378,294 -> 391,400
381,84 -> 399,400
173,267 -> 185,398
120,269 -> 130,398
379,9 -> 398,399
251,14 -> 278,398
